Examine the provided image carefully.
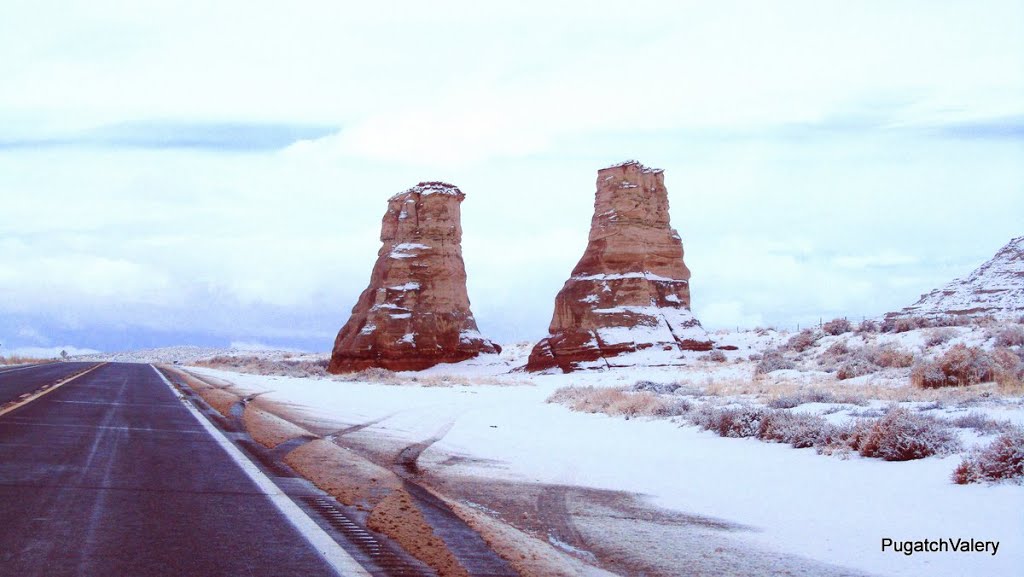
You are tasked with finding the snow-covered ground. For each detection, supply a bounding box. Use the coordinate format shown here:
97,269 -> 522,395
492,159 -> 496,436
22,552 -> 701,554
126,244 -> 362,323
158,323 -> 1024,577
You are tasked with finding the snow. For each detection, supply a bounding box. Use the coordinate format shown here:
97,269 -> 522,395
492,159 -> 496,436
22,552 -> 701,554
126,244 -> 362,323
571,272 -> 688,283
398,333 -> 415,344
370,303 -> 409,312
893,236 -> 1024,319
388,242 -> 431,259
459,329 -> 485,343
359,323 -> 376,335
390,181 -> 463,200
602,159 -> 665,174
187,351 -> 1024,577
387,282 -> 421,291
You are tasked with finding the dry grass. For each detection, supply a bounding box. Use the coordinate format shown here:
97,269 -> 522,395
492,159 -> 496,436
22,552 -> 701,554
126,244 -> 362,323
0,355 -> 50,365
196,355 -> 329,378
546,386 -> 689,418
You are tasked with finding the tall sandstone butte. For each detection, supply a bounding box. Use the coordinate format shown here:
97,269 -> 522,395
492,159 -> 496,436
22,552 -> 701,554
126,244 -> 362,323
328,182 -> 500,373
527,161 -> 712,372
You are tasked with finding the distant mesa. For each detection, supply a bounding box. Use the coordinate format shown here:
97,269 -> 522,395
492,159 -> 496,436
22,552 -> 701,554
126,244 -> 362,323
887,235 -> 1024,320
526,160 -> 712,373
328,182 -> 500,373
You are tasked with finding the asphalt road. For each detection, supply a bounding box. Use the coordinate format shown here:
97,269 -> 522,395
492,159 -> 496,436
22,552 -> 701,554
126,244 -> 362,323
0,362 -> 345,577
0,362 -> 96,405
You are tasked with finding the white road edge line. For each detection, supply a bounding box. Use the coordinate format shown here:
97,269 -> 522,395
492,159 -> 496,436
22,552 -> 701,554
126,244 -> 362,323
152,365 -> 371,577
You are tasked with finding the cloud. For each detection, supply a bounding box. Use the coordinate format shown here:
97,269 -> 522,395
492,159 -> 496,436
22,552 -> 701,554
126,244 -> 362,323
0,121 -> 339,152
2,345 -> 99,359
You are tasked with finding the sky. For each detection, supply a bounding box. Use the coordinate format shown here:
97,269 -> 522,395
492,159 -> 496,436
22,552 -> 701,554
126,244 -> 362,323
1,0 -> 1022,355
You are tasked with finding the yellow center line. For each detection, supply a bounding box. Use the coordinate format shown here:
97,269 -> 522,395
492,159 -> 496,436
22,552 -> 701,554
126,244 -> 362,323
0,363 -> 109,418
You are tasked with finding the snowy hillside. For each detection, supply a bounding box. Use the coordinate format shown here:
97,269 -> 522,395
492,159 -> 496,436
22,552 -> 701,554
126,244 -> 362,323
891,236 -> 1024,320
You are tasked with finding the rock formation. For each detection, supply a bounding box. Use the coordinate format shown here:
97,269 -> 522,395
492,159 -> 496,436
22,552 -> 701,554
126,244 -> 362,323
328,182 -> 500,373
887,236 -> 1024,320
527,160 -> 712,372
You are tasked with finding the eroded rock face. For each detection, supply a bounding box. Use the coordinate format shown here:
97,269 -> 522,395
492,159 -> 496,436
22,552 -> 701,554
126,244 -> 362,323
328,182 -> 500,373
527,161 -> 712,372
888,236 -> 1024,320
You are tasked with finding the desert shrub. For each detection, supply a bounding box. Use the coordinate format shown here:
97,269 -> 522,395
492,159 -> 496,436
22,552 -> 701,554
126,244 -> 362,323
911,344 -> 996,388
755,350 -> 795,375
949,412 -> 1014,435
747,353 -> 763,361
824,340 -> 849,357
822,318 -> 852,336
924,327 -> 958,347
991,348 -> 1024,392
704,350 -> 728,363
649,398 -> 693,417
854,407 -> 960,461
758,411 -> 835,448
857,319 -> 879,333
860,342 -> 917,371
882,316 -> 936,333
632,380 -> 681,394
837,357 -> 876,380
692,405 -> 846,450
870,344 -> 915,368
766,395 -> 802,409
953,428 -> 1024,484
817,340 -> 850,371
993,325 -> 1024,348
768,390 -> 840,409
691,405 -> 767,438
786,329 -> 821,353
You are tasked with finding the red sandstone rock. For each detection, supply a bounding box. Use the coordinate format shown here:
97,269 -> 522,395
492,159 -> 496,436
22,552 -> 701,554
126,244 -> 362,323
527,161 -> 712,372
328,182 -> 499,373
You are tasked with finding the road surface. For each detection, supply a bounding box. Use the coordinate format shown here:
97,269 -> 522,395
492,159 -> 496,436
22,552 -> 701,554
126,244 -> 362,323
0,362 -> 95,405
0,362 -> 352,576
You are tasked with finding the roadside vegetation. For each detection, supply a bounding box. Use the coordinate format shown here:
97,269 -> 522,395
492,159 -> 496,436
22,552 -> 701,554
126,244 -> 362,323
0,355 -> 50,365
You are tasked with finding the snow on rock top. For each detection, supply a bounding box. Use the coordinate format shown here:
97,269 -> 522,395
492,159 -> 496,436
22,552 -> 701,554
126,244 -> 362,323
889,236 -> 1024,320
602,159 -> 665,174
389,181 -> 464,201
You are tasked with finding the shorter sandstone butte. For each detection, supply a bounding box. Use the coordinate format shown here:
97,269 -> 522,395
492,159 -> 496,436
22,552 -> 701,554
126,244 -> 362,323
527,160 -> 712,373
328,182 -> 499,373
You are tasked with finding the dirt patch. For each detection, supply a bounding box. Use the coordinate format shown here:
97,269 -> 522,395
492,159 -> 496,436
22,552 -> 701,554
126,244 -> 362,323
368,489 -> 470,577
243,404 -> 312,449
162,367 -> 241,417
195,387 -> 240,417
445,499 -> 609,577
285,440 -> 469,576
285,439 -> 398,511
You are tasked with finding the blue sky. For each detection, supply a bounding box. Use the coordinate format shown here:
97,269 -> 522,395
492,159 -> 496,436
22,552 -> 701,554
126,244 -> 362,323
1,1 -> 1022,355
